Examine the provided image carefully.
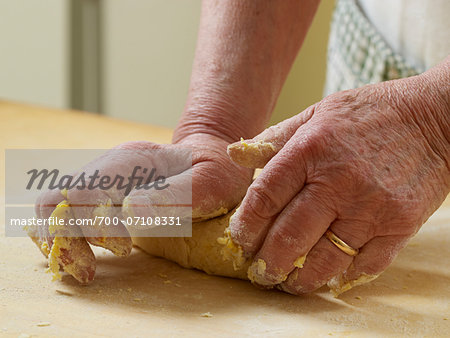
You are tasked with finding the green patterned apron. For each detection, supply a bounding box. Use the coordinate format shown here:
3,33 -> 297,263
324,0 -> 423,96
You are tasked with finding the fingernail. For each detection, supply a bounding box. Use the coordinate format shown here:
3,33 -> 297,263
247,258 -> 273,287
247,258 -> 289,286
217,227 -> 247,271
227,139 -> 276,168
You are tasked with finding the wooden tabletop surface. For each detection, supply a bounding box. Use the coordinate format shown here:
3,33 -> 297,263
1,101 -> 449,337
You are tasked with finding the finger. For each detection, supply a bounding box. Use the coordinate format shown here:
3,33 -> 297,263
227,105 -> 315,168
228,122 -> 322,258
27,224 -> 51,258
68,141 -> 190,255
68,186 -> 132,257
49,236 -> 96,284
327,235 -> 409,296
36,188 -> 65,219
30,189 -> 66,257
280,219 -> 372,294
279,237 -> 352,294
247,184 -> 336,286
47,201 -> 96,284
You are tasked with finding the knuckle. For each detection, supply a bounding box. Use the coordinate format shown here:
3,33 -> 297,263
269,225 -> 306,253
38,190 -> 64,219
67,188 -> 102,220
290,130 -> 325,164
245,184 -> 282,220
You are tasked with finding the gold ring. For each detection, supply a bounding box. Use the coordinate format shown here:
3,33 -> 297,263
325,230 -> 359,257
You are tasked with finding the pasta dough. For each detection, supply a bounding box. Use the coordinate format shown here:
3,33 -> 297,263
132,138 -> 278,280
132,210 -> 251,280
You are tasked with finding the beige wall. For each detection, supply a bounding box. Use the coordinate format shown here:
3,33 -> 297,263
0,0 -> 70,108
102,0 -> 335,128
271,0 -> 335,125
101,0 -> 201,129
0,0 -> 335,129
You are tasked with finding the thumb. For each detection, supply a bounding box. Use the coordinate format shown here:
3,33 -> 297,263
227,105 -> 315,168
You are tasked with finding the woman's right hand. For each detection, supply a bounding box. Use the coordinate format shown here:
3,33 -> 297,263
31,134 -> 253,284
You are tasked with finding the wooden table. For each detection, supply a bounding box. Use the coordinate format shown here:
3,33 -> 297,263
1,101 -> 449,337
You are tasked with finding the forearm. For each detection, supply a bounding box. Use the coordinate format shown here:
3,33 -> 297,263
174,0 -> 320,143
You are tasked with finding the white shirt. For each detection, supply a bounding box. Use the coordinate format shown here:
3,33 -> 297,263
358,0 -> 450,71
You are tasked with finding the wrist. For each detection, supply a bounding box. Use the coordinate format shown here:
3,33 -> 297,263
409,64 -> 449,166
173,93 -> 269,144
419,58 -> 450,159
389,58 -> 449,184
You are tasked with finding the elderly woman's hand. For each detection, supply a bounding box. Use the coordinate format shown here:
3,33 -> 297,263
227,59 -> 449,295
32,134 -> 253,283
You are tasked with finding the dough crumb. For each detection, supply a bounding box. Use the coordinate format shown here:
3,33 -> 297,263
354,296 -> 362,300
48,201 -> 70,235
293,255 -> 307,269
200,312 -> 213,318
36,322 -> 51,327
55,289 -> 73,296
158,273 -> 168,278
61,188 -> 68,198
193,206 -> 228,221
163,280 -> 172,284
40,241 -> 50,256
217,227 -> 246,270
46,238 -> 62,282
133,298 -> 142,302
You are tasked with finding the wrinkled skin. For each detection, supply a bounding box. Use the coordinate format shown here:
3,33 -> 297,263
227,73 -> 449,294
31,61 -> 449,290
33,134 -> 252,283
